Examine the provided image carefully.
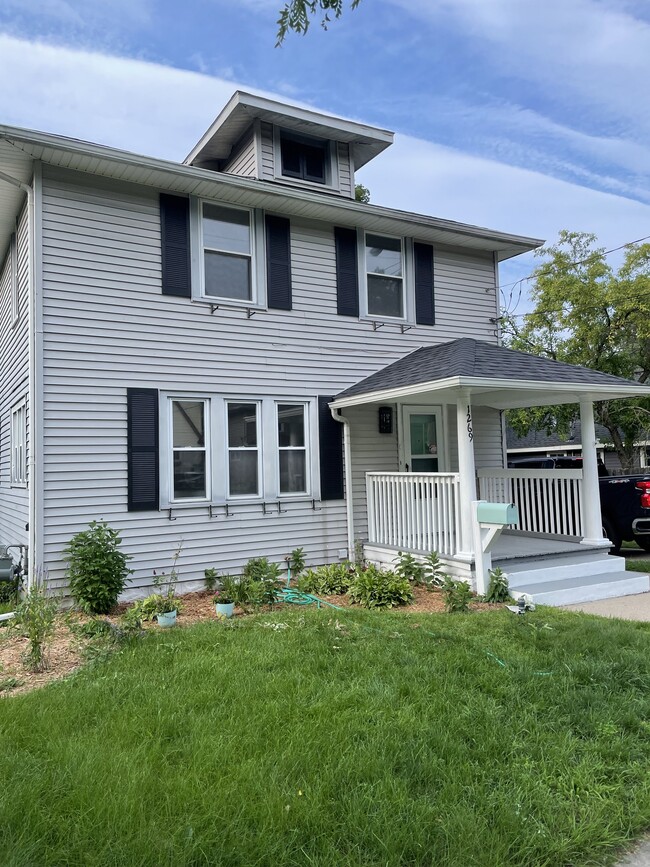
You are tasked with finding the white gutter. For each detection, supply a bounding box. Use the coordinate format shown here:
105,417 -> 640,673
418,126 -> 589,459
330,406 -> 355,559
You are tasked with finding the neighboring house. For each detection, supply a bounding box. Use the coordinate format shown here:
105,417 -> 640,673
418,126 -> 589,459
507,423 -> 650,475
1,90 -> 650,605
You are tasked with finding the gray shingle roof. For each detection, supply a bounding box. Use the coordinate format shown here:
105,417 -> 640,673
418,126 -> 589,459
336,338 -> 642,400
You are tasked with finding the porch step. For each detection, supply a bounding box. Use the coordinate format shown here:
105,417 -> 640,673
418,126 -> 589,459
512,571 -> 650,606
505,555 -> 626,589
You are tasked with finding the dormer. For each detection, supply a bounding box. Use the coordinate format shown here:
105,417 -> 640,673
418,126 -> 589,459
184,91 -> 394,199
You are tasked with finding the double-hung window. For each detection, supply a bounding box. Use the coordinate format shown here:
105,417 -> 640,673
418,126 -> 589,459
277,403 -> 308,495
201,203 -> 253,302
171,399 -> 209,501
227,402 -> 260,497
11,400 -> 26,486
365,233 -> 404,319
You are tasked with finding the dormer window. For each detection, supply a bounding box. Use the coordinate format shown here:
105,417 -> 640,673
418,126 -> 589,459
279,131 -> 328,184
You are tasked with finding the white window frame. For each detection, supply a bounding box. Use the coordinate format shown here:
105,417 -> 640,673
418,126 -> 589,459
9,232 -> 18,328
272,126 -> 340,193
168,397 -> 211,504
10,399 -> 27,487
190,198 -> 266,309
226,400 -> 263,500
358,232 -> 415,324
276,401 -> 311,498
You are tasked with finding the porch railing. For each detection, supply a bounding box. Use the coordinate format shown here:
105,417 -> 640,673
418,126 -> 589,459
366,472 -> 460,556
477,468 -> 583,537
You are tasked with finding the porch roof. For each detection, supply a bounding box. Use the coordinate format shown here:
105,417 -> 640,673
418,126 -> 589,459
330,338 -> 650,410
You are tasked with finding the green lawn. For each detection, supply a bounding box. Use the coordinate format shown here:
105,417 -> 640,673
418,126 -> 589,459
2,607 -> 650,866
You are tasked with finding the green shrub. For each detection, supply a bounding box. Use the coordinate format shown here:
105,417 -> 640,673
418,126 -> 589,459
204,568 -> 219,592
123,592 -> 183,628
423,551 -> 447,589
393,551 -> 426,586
442,577 -> 473,613
63,521 -> 132,614
484,567 -> 511,603
12,573 -> 58,671
288,547 -> 306,577
348,564 -> 413,609
243,557 -> 282,583
296,563 -> 353,596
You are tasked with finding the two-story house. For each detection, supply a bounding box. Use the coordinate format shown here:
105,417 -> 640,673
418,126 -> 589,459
1,91 -> 649,605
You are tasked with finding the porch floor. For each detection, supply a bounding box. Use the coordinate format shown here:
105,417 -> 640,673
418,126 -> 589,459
491,532 -> 608,563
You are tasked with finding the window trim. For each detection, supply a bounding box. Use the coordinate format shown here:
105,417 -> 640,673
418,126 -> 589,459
226,400 -> 263,501
190,198 -> 266,309
10,398 -> 27,488
276,401 -> 311,498
168,397 -> 211,505
272,126 -> 340,193
359,231 -> 414,324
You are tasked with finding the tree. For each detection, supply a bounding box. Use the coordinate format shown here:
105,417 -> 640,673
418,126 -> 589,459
502,231 -> 650,472
354,183 -> 370,203
276,0 -> 362,44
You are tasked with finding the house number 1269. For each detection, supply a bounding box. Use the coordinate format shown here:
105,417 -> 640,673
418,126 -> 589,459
466,406 -> 473,441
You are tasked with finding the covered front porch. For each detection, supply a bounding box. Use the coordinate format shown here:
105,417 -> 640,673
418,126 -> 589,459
331,339 -> 650,605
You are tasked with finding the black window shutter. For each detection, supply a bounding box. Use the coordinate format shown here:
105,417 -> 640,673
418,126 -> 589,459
266,215 -> 292,310
160,194 -> 191,298
334,227 -> 359,317
414,242 -> 435,326
318,395 -> 344,501
127,388 -> 159,511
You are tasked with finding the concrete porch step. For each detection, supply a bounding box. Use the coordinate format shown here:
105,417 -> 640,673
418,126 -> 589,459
506,555 -> 626,589
512,571 -> 650,606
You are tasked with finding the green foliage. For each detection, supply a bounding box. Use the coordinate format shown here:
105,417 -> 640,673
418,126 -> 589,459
214,575 -> 238,606
240,558 -> 283,607
393,551 -> 426,586
12,573 -> 58,671
503,231 -> 650,471
354,183 -> 370,203
348,564 -> 413,609
288,547 -> 306,577
423,551 -> 447,589
442,577 -> 473,613
276,0 -> 361,43
296,562 -> 353,596
484,567 -> 511,603
204,568 -> 219,592
0,574 -> 20,607
63,521 -> 132,615
243,557 -> 282,583
123,592 -> 183,628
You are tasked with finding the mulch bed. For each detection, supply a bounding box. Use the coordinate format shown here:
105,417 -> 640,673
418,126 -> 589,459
0,587 -> 503,697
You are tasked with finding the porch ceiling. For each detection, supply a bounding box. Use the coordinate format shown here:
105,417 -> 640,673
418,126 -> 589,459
330,338 -> 650,410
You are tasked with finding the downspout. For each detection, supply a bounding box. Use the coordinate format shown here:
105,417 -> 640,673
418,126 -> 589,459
0,168 -> 36,584
330,406 -> 355,558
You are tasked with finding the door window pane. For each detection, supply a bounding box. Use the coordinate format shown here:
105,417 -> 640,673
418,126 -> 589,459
409,414 -> 438,472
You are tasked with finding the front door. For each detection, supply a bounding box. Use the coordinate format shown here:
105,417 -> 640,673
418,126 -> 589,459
401,406 -> 444,472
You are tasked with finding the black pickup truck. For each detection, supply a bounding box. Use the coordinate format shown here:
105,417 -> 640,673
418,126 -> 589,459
507,456 -> 650,554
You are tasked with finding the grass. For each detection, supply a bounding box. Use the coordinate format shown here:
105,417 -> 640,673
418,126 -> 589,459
1,607 -> 650,866
626,558 -> 650,573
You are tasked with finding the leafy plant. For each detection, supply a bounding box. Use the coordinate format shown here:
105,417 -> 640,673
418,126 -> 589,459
214,575 -> 238,606
63,521 -> 132,614
151,541 -> 182,616
296,563 -> 353,596
243,557 -> 282,583
484,567 -> 511,603
442,577 -> 473,613
287,547 -> 306,578
348,564 -> 413,609
12,571 -> 58,671
394,551 -> 425,586
123,592 -> 183,628
353,538 -> 366,566
423,551 -> 448,589
204,568 -> 219,592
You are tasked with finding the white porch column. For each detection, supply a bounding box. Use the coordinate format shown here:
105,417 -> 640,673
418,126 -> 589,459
456,391 -> 476,558
579,397 -> 608,546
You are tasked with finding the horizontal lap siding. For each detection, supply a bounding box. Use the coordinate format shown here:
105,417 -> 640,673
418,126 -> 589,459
222,131 -> 257,178
337,143 -> 353,198
41,169 -> 499,594
260,123 -> 275,180
0,207 -> 29,548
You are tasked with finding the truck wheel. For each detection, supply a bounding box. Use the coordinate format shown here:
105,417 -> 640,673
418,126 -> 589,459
633,535 -> 650,552
602,518 -> 622,555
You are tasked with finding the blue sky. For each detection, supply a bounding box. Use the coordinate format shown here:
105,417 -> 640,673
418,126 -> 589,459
1,0 -> 649,312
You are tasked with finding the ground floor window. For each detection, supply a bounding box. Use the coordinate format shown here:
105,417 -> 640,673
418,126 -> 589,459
161,395 -> 315,505
11,399 -> 27,486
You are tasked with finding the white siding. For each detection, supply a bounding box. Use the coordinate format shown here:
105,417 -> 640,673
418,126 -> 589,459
337,142 -> 354,198
0,205 -> 29,549
40,167 -> 500,594
260,122 -> 275,181
222,130 -> 257,178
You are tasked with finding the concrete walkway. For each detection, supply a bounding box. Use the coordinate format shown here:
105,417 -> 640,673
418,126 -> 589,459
617,837 -> 650,866
562,590 -> 650,619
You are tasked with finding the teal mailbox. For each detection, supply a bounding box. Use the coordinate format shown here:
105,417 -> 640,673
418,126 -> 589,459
476,502 -> 519,526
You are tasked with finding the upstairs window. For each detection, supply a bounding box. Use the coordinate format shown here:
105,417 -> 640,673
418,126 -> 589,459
365,234 -> 404,319
280,131 -> 328,184
201,203 -> 252,301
